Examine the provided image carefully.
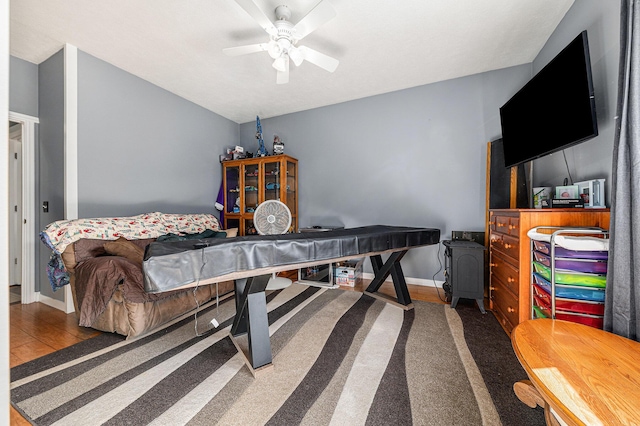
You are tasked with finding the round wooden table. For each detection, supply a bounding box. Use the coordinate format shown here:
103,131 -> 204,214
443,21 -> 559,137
511,319 -> 640,426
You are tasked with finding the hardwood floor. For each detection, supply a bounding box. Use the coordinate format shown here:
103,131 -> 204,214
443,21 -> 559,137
10,302 -> 101,425
9,282 -> 447,425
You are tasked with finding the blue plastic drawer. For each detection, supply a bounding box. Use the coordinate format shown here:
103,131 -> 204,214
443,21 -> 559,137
532,273 -> 605,302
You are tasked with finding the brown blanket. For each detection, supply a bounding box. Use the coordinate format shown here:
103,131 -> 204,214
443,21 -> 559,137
74,255 -> 191,327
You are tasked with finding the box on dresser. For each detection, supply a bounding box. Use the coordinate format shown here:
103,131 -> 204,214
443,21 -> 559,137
488,208 -> 610,335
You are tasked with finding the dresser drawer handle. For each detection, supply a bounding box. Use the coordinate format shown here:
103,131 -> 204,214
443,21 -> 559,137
490,263 -> 497,267
497,223 -> 505,227
504,243 -> 512,249
507,307 -> 516,313
508,277 -> 515,283
490,286 -> 496,291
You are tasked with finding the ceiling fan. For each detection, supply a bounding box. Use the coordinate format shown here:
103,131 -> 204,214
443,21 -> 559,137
223,0 -> 339,84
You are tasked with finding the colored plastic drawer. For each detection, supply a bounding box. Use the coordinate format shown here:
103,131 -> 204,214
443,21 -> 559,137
532,261 -> 606,288
533,284 -> 605,315
532,250 -> 608,274
555,311 -> 604,329
532,240 -> 608,260
533,295 -> 604,329
532,305 -> 549,319
532,273 -> 605,302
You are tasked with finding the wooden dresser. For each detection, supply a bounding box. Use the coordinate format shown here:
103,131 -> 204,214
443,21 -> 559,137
489,208 -> 610,335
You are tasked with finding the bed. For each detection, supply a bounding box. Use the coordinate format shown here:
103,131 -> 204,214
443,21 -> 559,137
41,212 -> 235,338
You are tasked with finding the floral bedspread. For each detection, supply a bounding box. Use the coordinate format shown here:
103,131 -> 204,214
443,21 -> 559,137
40,212 -> 220,291
41,212 -> 220,255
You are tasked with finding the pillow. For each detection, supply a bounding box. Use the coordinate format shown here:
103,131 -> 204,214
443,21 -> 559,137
225,228 -> 239,238
103,237 -> 145,264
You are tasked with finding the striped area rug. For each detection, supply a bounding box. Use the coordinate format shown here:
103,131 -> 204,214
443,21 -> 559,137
11,284 -> 540,425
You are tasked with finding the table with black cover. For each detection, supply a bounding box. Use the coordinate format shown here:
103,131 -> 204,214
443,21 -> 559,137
143,225 -> 441,373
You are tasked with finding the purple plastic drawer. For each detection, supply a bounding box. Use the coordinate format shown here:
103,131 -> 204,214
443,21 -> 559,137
533,250 -> 608,274
533,240 -> 608,260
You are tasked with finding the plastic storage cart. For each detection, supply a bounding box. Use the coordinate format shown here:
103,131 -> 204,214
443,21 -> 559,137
528,226 -> 609,329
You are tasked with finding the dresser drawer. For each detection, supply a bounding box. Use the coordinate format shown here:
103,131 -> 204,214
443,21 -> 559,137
491,276 -> 520,330
507,216 -> 520,236
493,215 -> 510,234
490,233 -> 519,262
491,213 -> 520,235
490,253 -> 519,296
492,306 -> 516,335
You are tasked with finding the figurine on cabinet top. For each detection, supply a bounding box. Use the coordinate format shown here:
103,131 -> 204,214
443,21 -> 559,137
273,135 -> 285,155
256,116 -> 268,157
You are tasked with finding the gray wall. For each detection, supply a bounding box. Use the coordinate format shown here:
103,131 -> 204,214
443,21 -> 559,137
240,65 -> 531,282
9,55 -> 38,116
76,51 -> 239,218
529,0 -> 620,204
37,49 -> 65,299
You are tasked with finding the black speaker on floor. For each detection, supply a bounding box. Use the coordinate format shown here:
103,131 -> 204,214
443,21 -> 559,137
443,240 -> 486,314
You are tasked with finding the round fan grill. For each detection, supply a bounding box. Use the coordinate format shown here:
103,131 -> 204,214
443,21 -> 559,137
253,200 -> 292,235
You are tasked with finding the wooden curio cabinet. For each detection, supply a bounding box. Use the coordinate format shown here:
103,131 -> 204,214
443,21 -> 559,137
222,155 -> 298,236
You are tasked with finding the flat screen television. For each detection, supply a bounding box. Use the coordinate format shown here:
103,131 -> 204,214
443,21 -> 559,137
500,31 -> 598,168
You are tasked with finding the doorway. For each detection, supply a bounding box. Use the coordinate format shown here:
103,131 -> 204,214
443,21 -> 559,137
8,121 -> 22,303
7,112 -> 38,305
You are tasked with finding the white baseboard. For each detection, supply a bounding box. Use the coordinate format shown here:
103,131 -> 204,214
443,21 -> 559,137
36,293 -> 69,312
361,272 -> 444,288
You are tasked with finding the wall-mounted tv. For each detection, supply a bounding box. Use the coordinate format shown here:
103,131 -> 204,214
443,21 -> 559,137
500,30 -> 598,168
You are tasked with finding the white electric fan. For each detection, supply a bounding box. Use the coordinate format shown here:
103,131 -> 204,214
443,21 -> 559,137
253,200 -> 293,290
223,0 -> 339,84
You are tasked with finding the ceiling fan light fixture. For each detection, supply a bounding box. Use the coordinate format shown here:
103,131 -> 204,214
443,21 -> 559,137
272,55 -> 288,72
267,40 -> 281,59
288,46 -> 304,66
225,0 -> 339,83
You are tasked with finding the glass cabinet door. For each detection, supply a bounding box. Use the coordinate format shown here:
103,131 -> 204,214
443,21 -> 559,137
263,160 -> 281,202
244,218 -> 257,235
225,165 -> 241,214
285,160 -> 297,217
225,217 -> 240,231
244,163 -> 259,213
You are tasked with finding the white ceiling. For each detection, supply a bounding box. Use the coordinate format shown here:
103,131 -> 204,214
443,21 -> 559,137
10,0 -> 575,124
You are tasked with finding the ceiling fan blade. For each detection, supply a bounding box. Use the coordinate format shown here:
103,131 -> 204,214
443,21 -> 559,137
298,46 -> 339,72
234,0 -> 277,36
292,0 -> 336,41
276,56 -> 290,84
223,43 -> 269,56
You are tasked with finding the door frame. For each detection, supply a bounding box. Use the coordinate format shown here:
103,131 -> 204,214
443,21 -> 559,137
8,111 -> 38,305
